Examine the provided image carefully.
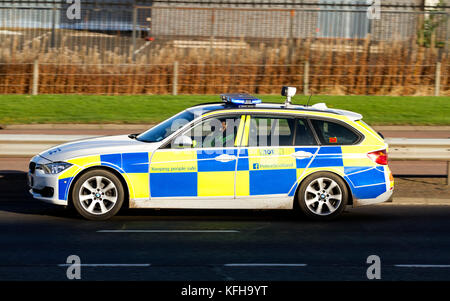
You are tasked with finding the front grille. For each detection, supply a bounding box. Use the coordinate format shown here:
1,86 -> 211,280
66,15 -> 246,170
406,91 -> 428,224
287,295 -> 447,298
29,162 -> 36,174
33,187 -> 54,198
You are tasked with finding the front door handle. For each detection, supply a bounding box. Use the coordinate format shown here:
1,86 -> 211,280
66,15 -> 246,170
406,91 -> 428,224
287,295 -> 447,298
215,154 -> 237,162
291,151 -> 313,159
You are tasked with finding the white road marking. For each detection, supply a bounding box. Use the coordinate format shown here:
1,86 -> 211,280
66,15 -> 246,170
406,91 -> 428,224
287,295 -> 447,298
395,264 -> 450,268
58,263 -> 150,267
224,263 -> 307,267
54,263 -> 450,268
97,230 -> 240,233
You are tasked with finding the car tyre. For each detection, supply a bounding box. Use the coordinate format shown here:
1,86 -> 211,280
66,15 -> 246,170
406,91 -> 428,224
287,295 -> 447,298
297,172 -> 348,221
72,169 -> 124,221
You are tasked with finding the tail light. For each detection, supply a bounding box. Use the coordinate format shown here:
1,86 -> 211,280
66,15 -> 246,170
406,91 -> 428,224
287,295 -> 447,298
367,149 -> 388,165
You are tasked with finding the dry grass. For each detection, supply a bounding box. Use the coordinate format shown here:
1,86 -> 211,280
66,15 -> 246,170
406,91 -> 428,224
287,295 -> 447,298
0,35 -> 448,95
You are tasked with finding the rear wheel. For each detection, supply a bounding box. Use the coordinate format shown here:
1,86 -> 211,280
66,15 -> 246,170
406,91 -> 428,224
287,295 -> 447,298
297,172 -> 348,221
72,169 -> 124,221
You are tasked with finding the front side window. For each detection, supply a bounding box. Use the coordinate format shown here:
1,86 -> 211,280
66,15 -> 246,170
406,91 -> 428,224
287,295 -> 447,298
172,115 -> 242,149
137,110 -> 195,143
310,119 -> 359,145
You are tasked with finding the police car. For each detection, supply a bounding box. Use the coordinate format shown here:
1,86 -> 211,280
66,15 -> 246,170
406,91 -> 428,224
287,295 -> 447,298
28,87 -> 394,221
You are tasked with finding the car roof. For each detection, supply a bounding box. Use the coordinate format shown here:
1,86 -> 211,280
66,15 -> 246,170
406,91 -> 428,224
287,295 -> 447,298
189,102 -> 363,121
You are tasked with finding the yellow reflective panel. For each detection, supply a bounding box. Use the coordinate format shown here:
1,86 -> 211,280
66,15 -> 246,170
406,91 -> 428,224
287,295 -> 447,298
58,165 -> 80,179
356,120 -> 380,137
197,171 -> 234,197
296,168 -> 305,182
236,170 -> 250,196
67,155 -> 101,167
341,145 -> 380,166
248,147 -> 296,170
150,150 -> 197,173
361,134 -> 385,146
353,121 -> 384,146
126,173 -> 149,199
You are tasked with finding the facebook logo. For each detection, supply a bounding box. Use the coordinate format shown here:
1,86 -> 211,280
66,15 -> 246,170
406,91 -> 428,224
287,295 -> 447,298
253,163 -> 260,170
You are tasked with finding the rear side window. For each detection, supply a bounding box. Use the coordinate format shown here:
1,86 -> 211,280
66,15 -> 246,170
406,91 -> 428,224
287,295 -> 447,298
294,119 -> 317,146
310,119 -> 359,145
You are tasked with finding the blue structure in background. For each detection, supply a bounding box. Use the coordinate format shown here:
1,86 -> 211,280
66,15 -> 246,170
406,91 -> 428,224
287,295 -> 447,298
0,0 -> 152,32
60,0 -> 145,31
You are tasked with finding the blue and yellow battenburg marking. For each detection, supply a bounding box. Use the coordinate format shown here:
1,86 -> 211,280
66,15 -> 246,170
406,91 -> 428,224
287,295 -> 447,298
57,144 -> 390,202
239,147 -> 314,196
150,150 -> 198,197
57,153 -> 151,201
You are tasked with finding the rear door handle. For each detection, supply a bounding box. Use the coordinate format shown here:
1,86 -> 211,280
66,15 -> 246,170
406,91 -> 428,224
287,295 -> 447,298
291,151 -> 313,159
215,154 -> 237,162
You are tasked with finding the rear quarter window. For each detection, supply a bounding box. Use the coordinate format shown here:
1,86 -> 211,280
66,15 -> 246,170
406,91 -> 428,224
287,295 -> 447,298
310,119 -> 360,145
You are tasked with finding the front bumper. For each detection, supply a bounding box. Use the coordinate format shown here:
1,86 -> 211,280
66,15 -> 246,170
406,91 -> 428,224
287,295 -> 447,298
28,156 -> 68,206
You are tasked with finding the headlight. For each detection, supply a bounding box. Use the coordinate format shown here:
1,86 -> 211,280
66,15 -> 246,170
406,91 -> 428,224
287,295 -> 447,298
38,162 -> 73,174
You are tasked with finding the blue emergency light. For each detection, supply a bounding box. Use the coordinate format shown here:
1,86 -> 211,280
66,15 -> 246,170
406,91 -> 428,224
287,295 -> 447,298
220,93 -> 262,105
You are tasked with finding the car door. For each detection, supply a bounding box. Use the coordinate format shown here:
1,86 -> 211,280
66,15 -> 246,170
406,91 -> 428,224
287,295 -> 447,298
148,114 -> 245,207
235,115 -> 318,205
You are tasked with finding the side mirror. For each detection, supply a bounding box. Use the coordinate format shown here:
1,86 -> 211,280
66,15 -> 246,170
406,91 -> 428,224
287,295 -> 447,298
173,135 -> 193,148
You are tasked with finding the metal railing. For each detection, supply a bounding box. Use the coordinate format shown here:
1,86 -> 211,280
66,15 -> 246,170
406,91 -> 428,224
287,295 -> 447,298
1,3 -> 448,56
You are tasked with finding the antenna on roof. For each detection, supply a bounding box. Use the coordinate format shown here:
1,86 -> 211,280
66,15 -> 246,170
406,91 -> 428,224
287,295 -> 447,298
306,93 -> 313,107
281,86 -> 297,106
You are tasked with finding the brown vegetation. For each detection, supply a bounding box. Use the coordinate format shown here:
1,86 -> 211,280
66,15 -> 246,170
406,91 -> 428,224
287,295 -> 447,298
0,36 -> 448,95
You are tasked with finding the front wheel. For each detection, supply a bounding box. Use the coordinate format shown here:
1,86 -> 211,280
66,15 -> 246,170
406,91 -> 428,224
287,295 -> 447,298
297,172 -> 348,221
72,169 -> 124,221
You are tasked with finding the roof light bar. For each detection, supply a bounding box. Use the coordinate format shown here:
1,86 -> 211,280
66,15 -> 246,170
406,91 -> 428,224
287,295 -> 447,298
220,93 -> 262,105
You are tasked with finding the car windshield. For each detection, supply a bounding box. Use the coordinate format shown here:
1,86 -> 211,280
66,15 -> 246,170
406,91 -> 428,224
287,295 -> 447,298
136,110 -> 196,143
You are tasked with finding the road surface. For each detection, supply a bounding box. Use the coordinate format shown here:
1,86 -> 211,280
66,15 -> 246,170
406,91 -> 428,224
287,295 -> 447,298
0,197 -> 449,281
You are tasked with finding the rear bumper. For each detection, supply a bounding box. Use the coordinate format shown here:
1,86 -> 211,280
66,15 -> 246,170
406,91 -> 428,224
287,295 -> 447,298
348,164 -> 394,207
352,188 -> 393,207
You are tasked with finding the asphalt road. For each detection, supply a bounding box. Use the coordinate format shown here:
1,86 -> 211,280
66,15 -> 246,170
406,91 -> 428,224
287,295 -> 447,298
1,197 -> 450,281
